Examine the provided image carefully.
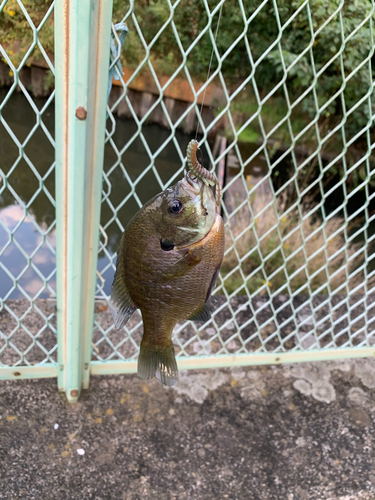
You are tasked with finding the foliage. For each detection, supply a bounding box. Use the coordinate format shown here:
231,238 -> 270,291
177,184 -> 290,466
0,1 -> 54,68
1,0 -> 373,146
117,0 -> 374,134
265,0 -> 375,136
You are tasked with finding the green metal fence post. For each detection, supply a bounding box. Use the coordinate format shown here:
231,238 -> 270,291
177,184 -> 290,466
54,0 -> 114,402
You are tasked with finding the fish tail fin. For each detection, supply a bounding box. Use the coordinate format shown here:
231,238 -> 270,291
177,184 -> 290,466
138,343 -> 178,387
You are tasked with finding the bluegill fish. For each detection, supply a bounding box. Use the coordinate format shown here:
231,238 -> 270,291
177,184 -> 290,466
110,139 -> 225,386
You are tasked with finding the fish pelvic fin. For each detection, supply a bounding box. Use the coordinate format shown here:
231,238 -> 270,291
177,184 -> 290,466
138,343 -> 178,387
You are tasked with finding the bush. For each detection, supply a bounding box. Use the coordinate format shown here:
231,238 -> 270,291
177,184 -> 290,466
0,1 -> 54,67
119,0 -> 374,136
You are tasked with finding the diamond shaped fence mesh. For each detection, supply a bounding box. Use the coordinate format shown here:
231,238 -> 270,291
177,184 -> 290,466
1,0 -> 375,383
0,0 -> 57,374
92,0 -> 375,370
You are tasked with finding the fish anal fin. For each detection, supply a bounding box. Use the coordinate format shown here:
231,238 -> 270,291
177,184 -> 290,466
205,263 -> 222,303
188,262 -> 221,323
138,343 -> 178,386
188,299 -> 215,323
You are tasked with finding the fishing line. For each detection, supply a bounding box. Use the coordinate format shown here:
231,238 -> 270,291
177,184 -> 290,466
195,1 -> 224,141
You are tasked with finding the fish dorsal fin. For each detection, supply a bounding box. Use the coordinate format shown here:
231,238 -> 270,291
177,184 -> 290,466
110,246 -> 136,329
110,279 -> 136,329
188,299 -> 215,323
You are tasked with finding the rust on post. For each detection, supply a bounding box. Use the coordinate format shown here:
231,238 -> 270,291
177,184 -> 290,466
70,389 -> 79,397
59,0 -> 70,391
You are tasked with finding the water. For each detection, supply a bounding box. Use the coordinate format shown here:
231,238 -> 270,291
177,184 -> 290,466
0,90 -> 199,299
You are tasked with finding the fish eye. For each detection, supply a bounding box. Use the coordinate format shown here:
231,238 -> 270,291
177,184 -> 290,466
168,199 -> 183,214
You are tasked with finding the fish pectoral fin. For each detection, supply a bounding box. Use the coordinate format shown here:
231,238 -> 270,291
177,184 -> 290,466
110,271 -> 136,330
155,249 -> 202,283
188,298 -> 215,323
138,343 -> 178,386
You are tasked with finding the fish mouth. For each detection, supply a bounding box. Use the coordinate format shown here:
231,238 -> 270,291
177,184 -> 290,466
181,173 -> 212,213
181,172 -> 202,195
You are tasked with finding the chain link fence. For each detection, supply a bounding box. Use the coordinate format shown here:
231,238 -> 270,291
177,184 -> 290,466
93,0 -> 375,368
0,0 -> 374,388
0,0 -> 57,375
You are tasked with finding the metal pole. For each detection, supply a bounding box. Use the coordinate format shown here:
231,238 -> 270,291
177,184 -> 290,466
55,0 -> 113,402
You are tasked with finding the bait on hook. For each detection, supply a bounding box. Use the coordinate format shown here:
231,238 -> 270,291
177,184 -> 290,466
186,139 -> 222,207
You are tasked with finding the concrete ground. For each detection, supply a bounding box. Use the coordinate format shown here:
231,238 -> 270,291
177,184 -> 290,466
1,359 -> 375,500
